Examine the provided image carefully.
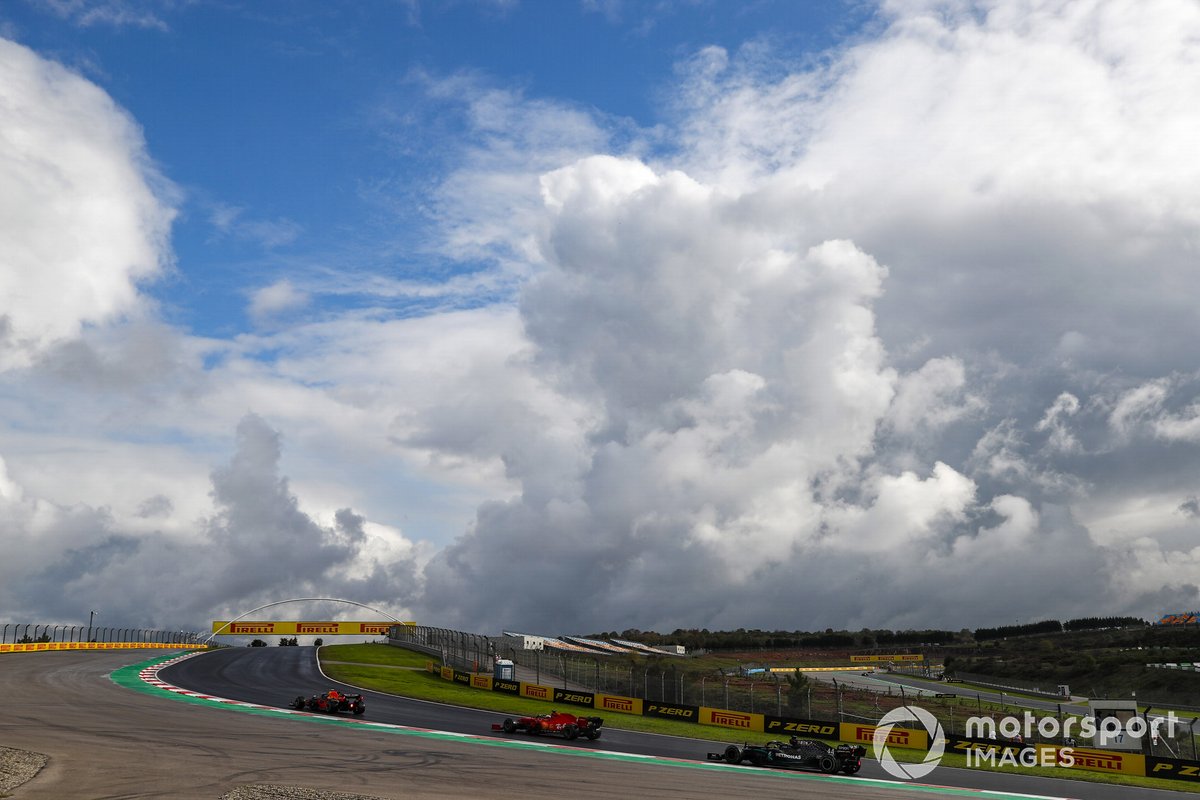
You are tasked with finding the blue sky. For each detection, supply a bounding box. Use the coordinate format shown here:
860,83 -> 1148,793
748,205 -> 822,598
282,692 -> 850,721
4,1 -> 871,338
5,0 -> 1200,636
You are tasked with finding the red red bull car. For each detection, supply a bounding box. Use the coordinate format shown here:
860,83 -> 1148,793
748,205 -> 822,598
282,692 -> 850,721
492,710 -> 603,740
291,689 -> 366,715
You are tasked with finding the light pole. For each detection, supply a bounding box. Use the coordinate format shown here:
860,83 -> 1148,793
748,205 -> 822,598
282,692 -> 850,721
88,610 -> 98,642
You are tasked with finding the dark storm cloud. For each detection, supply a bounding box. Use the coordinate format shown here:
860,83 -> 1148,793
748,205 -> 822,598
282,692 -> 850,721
1,414 -> 417,629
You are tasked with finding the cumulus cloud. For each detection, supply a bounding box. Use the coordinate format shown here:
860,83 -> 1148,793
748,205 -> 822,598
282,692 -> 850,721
415,0 -> 1200,631
0,38 -> 175,370
887,357 -> 982,435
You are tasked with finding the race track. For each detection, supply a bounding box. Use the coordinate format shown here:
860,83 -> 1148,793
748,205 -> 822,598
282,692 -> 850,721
0,648 -> 1191,799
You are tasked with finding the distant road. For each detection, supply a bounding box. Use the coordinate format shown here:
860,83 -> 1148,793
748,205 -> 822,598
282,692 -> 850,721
807,670 -> 1086,713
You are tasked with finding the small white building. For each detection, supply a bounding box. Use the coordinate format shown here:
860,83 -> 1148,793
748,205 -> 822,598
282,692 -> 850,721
500,631 -> 547,651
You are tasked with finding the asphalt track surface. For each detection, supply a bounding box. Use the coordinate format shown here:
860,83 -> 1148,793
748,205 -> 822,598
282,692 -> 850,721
0,648 -> 1190,799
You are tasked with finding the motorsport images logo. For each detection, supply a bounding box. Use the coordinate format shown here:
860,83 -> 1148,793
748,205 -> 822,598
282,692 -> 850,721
873,706 -> 945,780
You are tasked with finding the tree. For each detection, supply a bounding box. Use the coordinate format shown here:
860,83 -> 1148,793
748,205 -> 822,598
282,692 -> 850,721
249,639 -> 267,647
784,669 -> 811,716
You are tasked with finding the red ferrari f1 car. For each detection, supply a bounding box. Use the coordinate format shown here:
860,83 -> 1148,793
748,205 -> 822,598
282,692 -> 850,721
291,689 -> 366,715
492,710 -> 603,740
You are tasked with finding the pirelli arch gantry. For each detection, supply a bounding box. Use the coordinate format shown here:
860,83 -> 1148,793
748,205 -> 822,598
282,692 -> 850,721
207,597 -> 411,644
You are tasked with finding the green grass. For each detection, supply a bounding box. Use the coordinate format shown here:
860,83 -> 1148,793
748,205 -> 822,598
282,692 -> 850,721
320,645 -> 1200,793
322,660 -> 741,739
930,750 -> 1200,793
321,643 -> 432,668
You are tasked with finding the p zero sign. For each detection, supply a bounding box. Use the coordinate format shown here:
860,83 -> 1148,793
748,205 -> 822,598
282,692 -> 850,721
765,715 -> 839,739
643,701 -> 699,722
553,688 -> 595,708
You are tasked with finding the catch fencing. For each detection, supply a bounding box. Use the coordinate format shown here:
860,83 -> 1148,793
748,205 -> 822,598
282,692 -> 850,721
1,622 -> 204,646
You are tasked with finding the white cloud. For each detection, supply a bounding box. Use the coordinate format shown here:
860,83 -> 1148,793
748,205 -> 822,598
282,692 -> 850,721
1035,391 -> 1081,454
416,0 -> 1200,631
42,0 -> 169,31
209,203 -> 302,249
887,357 -> 981,435
1108,379 -> 1169,438
249,279 -> 310,323
0,38 -> 175,370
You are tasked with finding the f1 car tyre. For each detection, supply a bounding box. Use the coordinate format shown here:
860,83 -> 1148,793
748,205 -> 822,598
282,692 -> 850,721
818,755 -> 837,774
723,745 -> 741,764
843,762 -> 861,775
502,718 -> 516,733
353,705 -> 365,715
585,729 -> 601,741
564,724 -> 578,740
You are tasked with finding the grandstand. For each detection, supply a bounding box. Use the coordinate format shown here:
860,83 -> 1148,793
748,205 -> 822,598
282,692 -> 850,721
498,631 -> 686,656
610,638 -> 686,656
541,638 -> 610,655
560,636 -> 637,655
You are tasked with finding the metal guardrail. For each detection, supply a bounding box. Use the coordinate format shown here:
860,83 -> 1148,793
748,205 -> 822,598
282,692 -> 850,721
0,622 -> 203,645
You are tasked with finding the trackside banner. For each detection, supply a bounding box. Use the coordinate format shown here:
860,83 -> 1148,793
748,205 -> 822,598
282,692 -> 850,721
553,688 -> 595,708
700,706 -> 765,733
842,721 -> 929,751
520,682 -> 554,702
944,736 -> 1031,761
642,701 -> 699,722
850,654 -> 924,663
764,715 -> 839,739
0,642 -> 207,653
1147,756 -> 1200,783
210,621 -> 403,635
595,694 -> 642,716
420,661 -> 1200,781
1034,744 -> 1145,777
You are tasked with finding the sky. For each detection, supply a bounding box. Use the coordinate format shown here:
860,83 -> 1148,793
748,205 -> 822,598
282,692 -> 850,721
2,0 -> 1200,639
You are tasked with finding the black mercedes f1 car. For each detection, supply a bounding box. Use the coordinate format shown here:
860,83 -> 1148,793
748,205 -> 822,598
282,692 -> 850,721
708,738 -> 864,774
